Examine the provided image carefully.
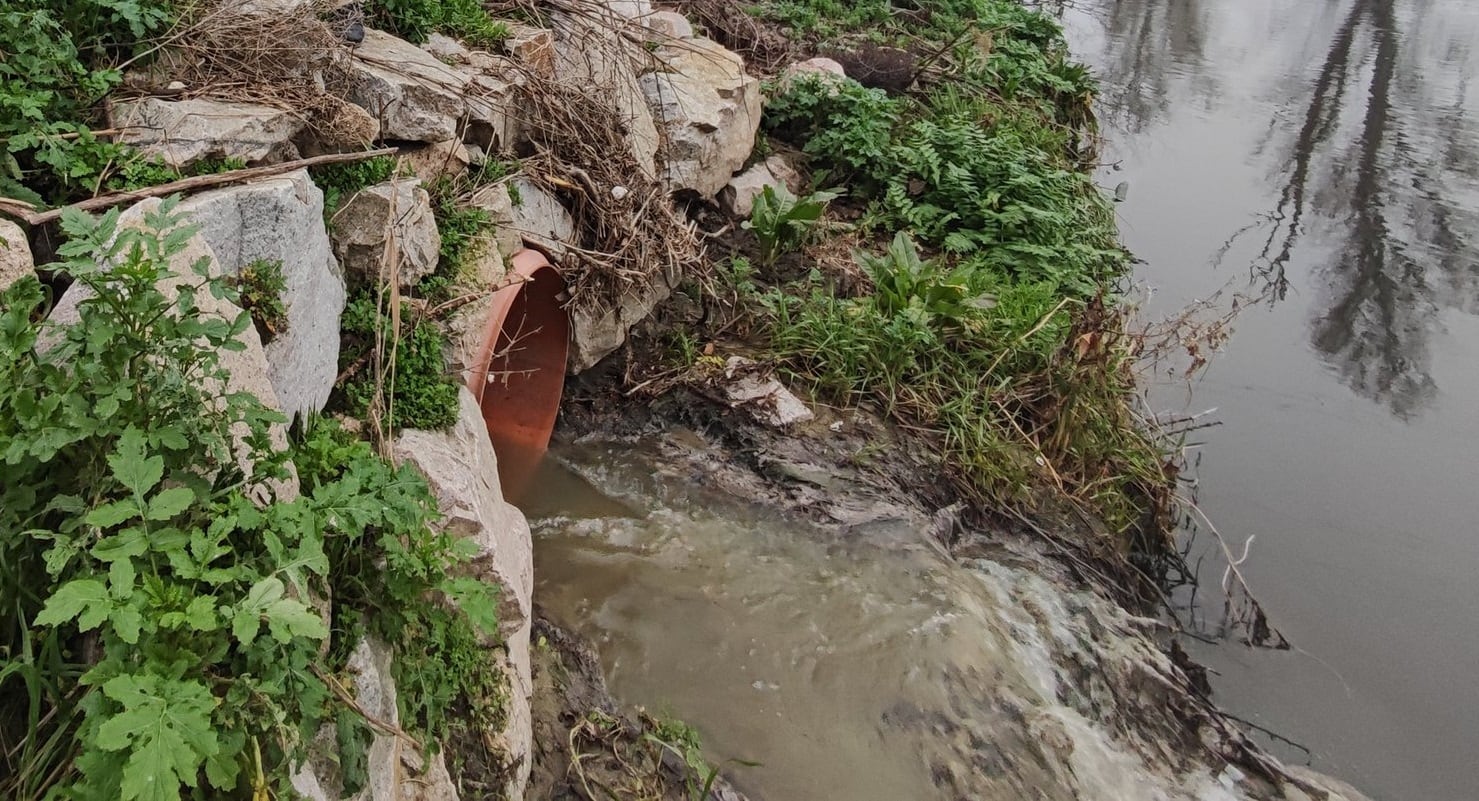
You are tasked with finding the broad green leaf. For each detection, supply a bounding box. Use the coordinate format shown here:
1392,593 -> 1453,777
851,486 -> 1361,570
155,428 -> 189,450
110,606 -> 142,644
96,674 -> 219,801
35,579 -> 111,631
150,528 -> 189,552
231,609 -> 260,646
183,596 -> 217,631
86,500 -> 140,528
109,558 -> 136,597
263,598 -> 327,643
440,576 -> 499,636
146,487 -> 194,521
109,428 -> 164,496
203,729 -> 243,790
243,577 -> 284,610
93,527 -> 147,563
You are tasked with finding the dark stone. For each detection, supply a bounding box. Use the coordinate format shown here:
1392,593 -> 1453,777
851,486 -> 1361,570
824,43 -> 920,93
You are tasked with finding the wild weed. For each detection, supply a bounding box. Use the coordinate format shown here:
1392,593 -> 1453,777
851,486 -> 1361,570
232,257 -> 289,342
742,184 -> 840,267
364,0 -> 511,48
0,1 -> 175,203
0,204 -> 499,799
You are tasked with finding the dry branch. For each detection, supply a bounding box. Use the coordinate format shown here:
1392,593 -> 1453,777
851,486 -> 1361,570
0,148 -> 397,227
512,35 -> 703,315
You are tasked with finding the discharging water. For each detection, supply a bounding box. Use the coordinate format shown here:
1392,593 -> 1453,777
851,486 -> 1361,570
527,440 -> 1250,801
1058,1 -> 1479,799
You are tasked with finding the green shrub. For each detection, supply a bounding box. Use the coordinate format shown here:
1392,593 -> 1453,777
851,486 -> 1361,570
291,418 -> 504,785
364,0 -> 511,48
761,39 -> 1124,294
338,292 -> 461,430
762,76 -> 899,181
0,1 -> 176,204
741,184 -> 839,266
744,0 -> 1165,545
879,115 -> 1124,290
231,257 -> 289,342
0,202 -> 497,800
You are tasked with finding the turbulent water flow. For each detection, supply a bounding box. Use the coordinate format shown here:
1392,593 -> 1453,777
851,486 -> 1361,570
529,441 -> 1257,801
1056,1 -> 1479,799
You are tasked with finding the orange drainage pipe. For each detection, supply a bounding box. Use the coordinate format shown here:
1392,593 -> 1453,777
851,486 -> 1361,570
466,248 -> 569,502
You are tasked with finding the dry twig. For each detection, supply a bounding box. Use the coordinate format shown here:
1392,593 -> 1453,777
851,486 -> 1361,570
0,148 -> 396,226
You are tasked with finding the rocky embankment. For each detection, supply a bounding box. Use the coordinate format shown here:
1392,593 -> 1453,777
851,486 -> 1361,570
2,1 -> 799,798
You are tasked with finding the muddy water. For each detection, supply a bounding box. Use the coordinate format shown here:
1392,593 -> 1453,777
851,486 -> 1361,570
528,440 -> 1244,801
1057,1 -> 1479,799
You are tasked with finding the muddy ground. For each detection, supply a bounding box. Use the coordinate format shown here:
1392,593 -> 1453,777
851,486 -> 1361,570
527,616 -> 750,801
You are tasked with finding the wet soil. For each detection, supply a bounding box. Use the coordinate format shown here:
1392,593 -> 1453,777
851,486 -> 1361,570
527,617 -> 750,801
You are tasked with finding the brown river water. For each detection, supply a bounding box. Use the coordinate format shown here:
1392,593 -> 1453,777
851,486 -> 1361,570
1058,1 -> 1479,799
528,1 -> 1479,799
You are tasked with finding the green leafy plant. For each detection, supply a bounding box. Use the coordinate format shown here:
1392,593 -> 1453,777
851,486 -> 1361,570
742,184 -> 840,267
740,0 -> 1172,556
423,178 -> 492,298
644,717 -> 723,801
364,0 -> 511,48
291,417 -> 504,773
106,155 -> 249,193
0,203 -> 500,799
879,115 -> 1124,291
862,232 -> 991,329
337,292 -> 461,430
0,1 -> 176,204
230,258 -> 288,342
762,75 -> 899,181
311,155 -> 398,221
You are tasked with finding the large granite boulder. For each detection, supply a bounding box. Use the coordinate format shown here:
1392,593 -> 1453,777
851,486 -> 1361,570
0,219 -> 33,292
720,155 -> 803,218
110,98 -> 304,168
331,179 -> 442,289
291,638 -> 462,801
551,12 -> 661,177
567,255 -> 683,372
347,29 -> 467,142
641,37 -> 762,197
643,10 -> 693,39
468,177 -> 576,260
176,170 -> 345,418
395,388 -> 534,799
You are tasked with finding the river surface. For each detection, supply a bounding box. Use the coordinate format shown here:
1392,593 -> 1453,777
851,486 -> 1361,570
1057,1 -> 1479,800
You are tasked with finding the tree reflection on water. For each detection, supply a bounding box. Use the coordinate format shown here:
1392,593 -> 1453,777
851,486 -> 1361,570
1074,0 -> 1479,419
